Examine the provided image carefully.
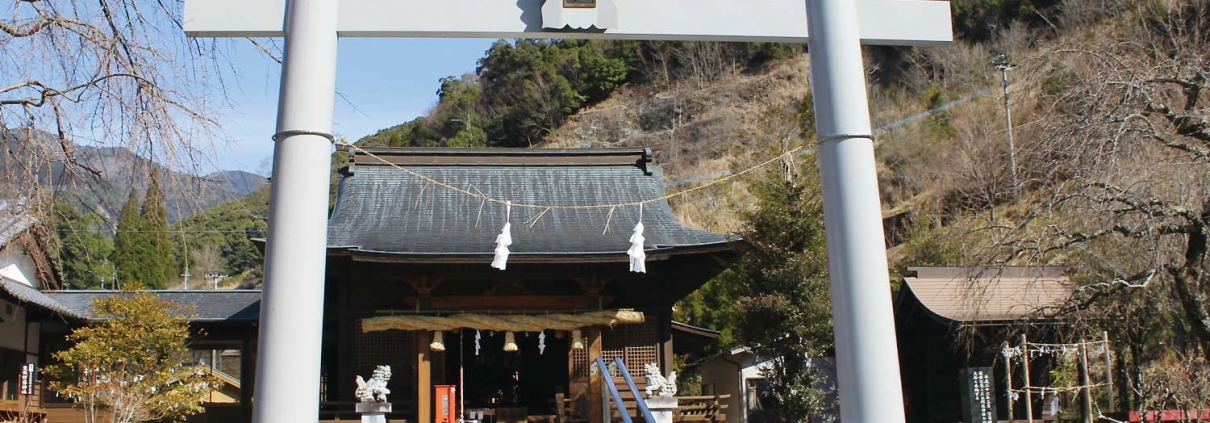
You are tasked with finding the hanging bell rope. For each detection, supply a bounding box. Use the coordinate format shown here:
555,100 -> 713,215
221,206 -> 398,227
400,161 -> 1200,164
503,331 -> 518,352
572,329 -> 585,350
361,309 -> 645,333
430,331 -> 446,351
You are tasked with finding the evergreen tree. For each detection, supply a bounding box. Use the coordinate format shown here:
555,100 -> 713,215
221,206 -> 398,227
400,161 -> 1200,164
139,172 -> 175,289
111,187 -> 146,288
109,173 -> 176,290
55,202 -> 115,290
730,165 -> 834,423
676,165 -> 835,421
681,165 -> 835,422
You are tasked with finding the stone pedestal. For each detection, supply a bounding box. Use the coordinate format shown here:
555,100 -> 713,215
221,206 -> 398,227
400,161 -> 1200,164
646,396 -> 678,423
356,402 -> 392,423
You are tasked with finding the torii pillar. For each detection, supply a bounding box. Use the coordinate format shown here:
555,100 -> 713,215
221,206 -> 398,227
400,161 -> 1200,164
182,1 -> 952,422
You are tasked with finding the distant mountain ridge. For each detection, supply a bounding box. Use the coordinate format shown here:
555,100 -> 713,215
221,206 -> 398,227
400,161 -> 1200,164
1,129 -> 268,223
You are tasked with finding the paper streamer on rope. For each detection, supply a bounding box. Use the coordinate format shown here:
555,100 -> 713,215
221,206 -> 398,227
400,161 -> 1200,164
491,201 -> 512,270
538,331 -> 546,355
628,206 -> 646,273
474,330 -> 481,356
361,309 -> 646,333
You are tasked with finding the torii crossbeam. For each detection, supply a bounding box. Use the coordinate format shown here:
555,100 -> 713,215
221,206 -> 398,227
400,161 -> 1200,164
182,1 -> 952,422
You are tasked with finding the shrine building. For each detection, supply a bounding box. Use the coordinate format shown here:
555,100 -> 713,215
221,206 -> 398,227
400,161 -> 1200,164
317,147 -> 738,422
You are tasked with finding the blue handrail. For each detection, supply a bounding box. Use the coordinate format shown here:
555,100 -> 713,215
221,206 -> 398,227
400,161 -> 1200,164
595,357 -> 634,423
612,357 -> 656,423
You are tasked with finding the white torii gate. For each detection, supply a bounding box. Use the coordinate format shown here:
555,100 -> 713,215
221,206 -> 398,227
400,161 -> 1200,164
182,1 -> 951,422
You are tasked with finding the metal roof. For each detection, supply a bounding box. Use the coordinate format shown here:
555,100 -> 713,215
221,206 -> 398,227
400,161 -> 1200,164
0,277 -> 80,317
902,266 -> 1074,323
44,290 -> 262,322
326,148 -> 732,256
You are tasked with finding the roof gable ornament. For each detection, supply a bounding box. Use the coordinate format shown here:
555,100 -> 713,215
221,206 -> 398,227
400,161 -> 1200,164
542,0 -> 618,31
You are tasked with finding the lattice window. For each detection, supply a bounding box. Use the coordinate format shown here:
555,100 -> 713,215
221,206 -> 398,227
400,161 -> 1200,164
601,321 -> 659,377
601,350 -> 625,377
567,322 -> 661,378
355,323 -> 416,401
572,348 -> 589,379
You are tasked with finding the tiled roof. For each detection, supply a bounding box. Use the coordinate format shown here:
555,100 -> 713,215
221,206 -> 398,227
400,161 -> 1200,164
903,266 -> 1074,323
0,277 -> 79,317
0,198 -> 35,249
44,290 -> 261,322
325,148 -> 733,256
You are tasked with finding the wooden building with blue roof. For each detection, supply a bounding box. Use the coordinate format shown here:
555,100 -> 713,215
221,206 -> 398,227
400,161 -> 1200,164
320,147 -> 738,422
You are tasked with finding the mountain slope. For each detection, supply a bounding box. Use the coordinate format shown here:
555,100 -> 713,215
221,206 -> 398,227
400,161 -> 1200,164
0,129 -> 267,223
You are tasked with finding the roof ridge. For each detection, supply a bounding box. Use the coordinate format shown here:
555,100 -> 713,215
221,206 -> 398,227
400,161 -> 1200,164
346,147 -> 652,172
343,146 -> 650,155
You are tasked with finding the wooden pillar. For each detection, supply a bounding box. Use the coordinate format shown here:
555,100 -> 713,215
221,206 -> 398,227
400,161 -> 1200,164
1103,332 -> 1114,413
569,331 -> 587,407
1003,342 -> 1014,421
1080,341 -> 1093,423
587,328 -> 604,423
336,270 -> 351,402
418,331 -> 433,423
659,310 -> 673,374
241,326 -> 257,423
1021,334 -> 1033,423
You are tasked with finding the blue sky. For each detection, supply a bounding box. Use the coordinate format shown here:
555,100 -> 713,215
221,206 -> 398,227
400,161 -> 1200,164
212,38 -> 496,174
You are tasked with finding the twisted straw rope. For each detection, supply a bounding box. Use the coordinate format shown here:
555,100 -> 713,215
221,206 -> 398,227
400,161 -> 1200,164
361,310 -> 645,333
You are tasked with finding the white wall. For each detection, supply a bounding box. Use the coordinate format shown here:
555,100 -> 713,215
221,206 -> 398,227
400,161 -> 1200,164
699,353 -> 839,423
0,245 -> 38,287
699,354 -> 747,423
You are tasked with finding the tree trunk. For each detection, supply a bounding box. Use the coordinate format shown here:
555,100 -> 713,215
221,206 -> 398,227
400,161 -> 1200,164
1172,199 -> 1210,361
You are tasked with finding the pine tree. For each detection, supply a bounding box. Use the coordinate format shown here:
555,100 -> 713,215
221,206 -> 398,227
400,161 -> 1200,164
111,187 -> 146,288
140,172 -> 175,289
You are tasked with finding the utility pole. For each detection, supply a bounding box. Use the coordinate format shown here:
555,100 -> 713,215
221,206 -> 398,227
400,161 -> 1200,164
207,273 -> 229,290
989,54 -> 1018,198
